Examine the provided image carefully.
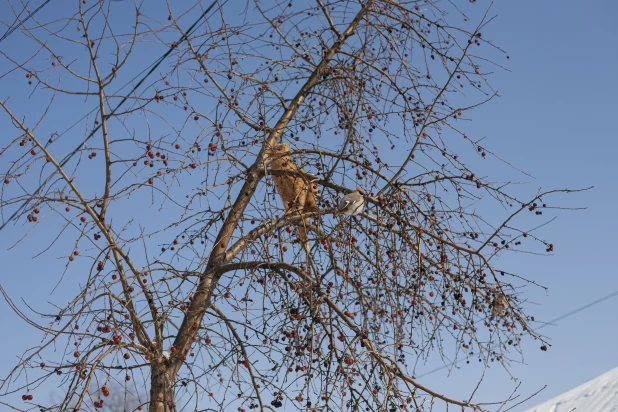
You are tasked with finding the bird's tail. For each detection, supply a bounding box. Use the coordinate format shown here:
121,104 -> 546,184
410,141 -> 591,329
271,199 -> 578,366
299,217 -> 311,262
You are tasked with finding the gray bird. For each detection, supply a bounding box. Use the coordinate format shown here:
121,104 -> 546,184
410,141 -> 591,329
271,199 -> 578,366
338,187 -> 365,215
490,295 -> 507,320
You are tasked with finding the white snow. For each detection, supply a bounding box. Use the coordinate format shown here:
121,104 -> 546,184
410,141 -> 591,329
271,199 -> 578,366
525,365 -> 618,412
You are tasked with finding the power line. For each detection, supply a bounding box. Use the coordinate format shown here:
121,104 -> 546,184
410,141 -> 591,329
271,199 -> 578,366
0,0 -> 53,44
0,0 -> 224,231
539,289 -> 618,326
416,288 -> 618,378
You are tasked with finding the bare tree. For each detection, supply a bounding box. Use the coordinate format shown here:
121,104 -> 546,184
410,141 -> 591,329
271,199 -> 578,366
50,381 -> 146,412
0,1 -> 581,411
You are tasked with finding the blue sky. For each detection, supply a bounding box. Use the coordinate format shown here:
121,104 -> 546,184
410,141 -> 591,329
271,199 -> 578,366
412,0 -> 618,409
0,0 -> 617,410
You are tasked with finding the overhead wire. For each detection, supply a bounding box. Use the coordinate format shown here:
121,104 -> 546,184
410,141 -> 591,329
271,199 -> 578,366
0,0 -> 53,44
416,287 -> 618,378
537,289 -> 618,326
0,0 -> 225,232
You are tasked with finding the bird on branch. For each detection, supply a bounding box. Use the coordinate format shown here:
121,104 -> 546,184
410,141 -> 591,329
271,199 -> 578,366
338,187 -> 365,216
491,295 -> 507,320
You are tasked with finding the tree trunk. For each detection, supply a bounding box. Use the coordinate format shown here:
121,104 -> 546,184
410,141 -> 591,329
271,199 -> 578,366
149,359 -> 174,412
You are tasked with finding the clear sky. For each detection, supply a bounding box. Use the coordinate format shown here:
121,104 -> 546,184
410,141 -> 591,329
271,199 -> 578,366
410,0 -> 618,409
0,0 -> 617,411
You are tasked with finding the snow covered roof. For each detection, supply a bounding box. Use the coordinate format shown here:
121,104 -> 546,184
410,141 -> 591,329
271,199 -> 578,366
525,365 -> 618,412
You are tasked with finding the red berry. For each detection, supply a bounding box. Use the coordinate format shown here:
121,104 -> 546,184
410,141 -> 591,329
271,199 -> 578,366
30,149 -> 37,155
